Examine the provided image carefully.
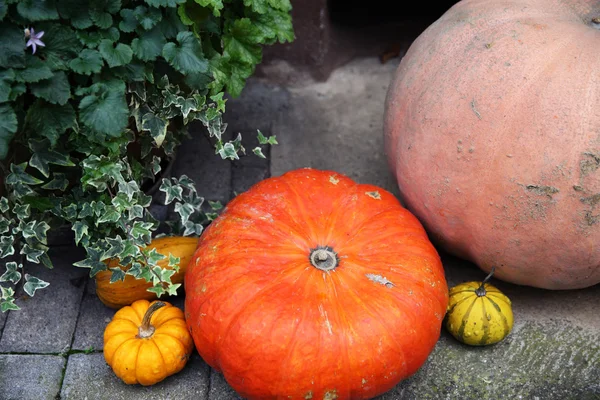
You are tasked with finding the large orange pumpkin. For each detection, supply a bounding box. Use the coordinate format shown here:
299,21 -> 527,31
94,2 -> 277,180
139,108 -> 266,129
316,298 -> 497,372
185,168 -> 448,399
384,0 -> 600,289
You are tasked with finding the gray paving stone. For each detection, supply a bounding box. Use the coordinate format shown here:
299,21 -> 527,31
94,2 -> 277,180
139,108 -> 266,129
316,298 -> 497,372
208,370 -> 243,400
270,57 -> 401,196
232,165 -> 270,197
172,121 -> 233,205
0,246 -> 87,353
61,352 -> 210,400
0,354 -> 65,400
71,292 -> 115,351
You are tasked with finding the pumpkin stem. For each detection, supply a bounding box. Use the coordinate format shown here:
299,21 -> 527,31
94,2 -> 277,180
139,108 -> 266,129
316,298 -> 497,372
475,266 -> 496,297
138,301 -> 166,339
309,246 -> 338,271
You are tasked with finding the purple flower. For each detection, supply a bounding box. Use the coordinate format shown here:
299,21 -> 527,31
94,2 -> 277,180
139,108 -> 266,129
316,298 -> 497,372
25,28 -> 45,54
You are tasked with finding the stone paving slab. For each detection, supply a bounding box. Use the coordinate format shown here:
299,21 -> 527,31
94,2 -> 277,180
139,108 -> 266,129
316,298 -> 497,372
71,290 -> 115,352
60,352 -> 210,400
0,246 -> 87,353
269,57 -> 401,197
209,370 -> 243,400
0,354 -> 65,400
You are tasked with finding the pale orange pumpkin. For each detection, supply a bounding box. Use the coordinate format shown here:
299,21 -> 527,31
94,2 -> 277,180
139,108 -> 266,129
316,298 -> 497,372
385,0 -> 600,289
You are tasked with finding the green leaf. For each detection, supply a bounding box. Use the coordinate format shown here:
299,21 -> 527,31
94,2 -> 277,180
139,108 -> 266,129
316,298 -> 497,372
109,267 -> 126,283
0,1 -> 7,21
162,31 -> 208,74
21,243 -> 45,263
98,206 -> 121,224
119,9 -> 138,32
0,24 -> 25,68
89,8 -> 113,29
128,204 -> 144,219
0,69 -> 14,103
174,96 -> 198,119
158,7 -> 186,38
15,56 -> 53,83
134,5 -> 162,30
40,24 -> 82,70
145,0 -> 185,7
146,248 -> 166,265
23,274 -> 50,296
0,261 -> 22,284
78,203 -> 94,218
224,18 -> 263,65
98,40 -> 133,67
118,181 -> 140,201
1,286 -> 19,312
69,49 -> 103,75
183,220 -> 203,236
249,8 -> 294,43
17,0 -> 59,20
195,0 -> 223,15
0,218 -> 10,235
166,282 -> 181,296
0,105 -> 17,160
159,179 -> 182,204
29,71 -> 71,105
257,130 -> 278,144
141,113 -> 168,147
24,101 -> 76,146
28,138 -> 76,178
13,204 -> 31,219
208,200 -> 222,210
147,284 -> 166,297
131,27 -> 166,61
79,83 -> 128,136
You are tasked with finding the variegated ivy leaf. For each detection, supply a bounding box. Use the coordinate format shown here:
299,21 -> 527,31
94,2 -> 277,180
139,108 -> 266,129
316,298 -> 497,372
0,197 -> 9,213
29,139 -> 76,178
78,203 -> 94,219
6,163 -> 44,186
257,130 -> 278,145
217,142 -> 239,160
141,112 -> 168,147
0,217 -> 10,235
0,236 -> 15,258
41,173 -> 69,191
72,221 -> 89,245
168,254 -> 180,270
130,221 -> 154,240
98,206 -> 121,224
73,247 -> 108,277
23,274 -> 50,297
159,179 -> 183,205
208,200 -> 223,210
252,147 -> 266,159
21,221 -> 50,243
174,96 -> 198,119
0,261 -> 22,284
118,180 -> 140,201
183,221 -> 203,236
151,264 -> 175,285
111,193 -> 133,210
21,243 -> 46,263
184,191 -> 204,211
62,203 -> 78,220
147,283 -> 166,297
12,204 -> 30,219
128,205 -> 144,220
1,286 -> 19,312
145,248 -> 166,266
165,283 -> 181,296
174,202 -> 194,225
109,267 -> 126,283
177,175 -> 195,192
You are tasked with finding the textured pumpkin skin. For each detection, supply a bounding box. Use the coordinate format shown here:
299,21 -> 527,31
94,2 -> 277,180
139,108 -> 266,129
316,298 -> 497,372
445,281 -> 513,346
185,168 -> 448,399
103,299 -> 194,385
384,0 -> 600,289
95,236 -> 199,309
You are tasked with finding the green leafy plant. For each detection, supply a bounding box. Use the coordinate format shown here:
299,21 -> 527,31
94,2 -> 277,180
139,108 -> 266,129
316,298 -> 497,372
0,0 -> 292,312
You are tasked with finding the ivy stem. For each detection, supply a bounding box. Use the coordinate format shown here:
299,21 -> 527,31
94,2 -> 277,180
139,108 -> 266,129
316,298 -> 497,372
475,266 -> 496,297
137,301 -> 165,338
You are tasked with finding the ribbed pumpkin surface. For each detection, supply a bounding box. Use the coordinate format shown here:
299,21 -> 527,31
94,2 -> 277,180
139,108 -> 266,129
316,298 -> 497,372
185,168 -> 448,399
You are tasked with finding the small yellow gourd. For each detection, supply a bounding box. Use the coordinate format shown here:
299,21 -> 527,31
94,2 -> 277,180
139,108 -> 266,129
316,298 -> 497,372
445,267 -> 514,346
103,299 -> 194,385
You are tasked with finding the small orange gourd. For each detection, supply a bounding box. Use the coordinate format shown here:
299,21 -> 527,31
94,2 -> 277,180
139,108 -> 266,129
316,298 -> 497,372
103,299 -> 194,386
95,236 -> 199,309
